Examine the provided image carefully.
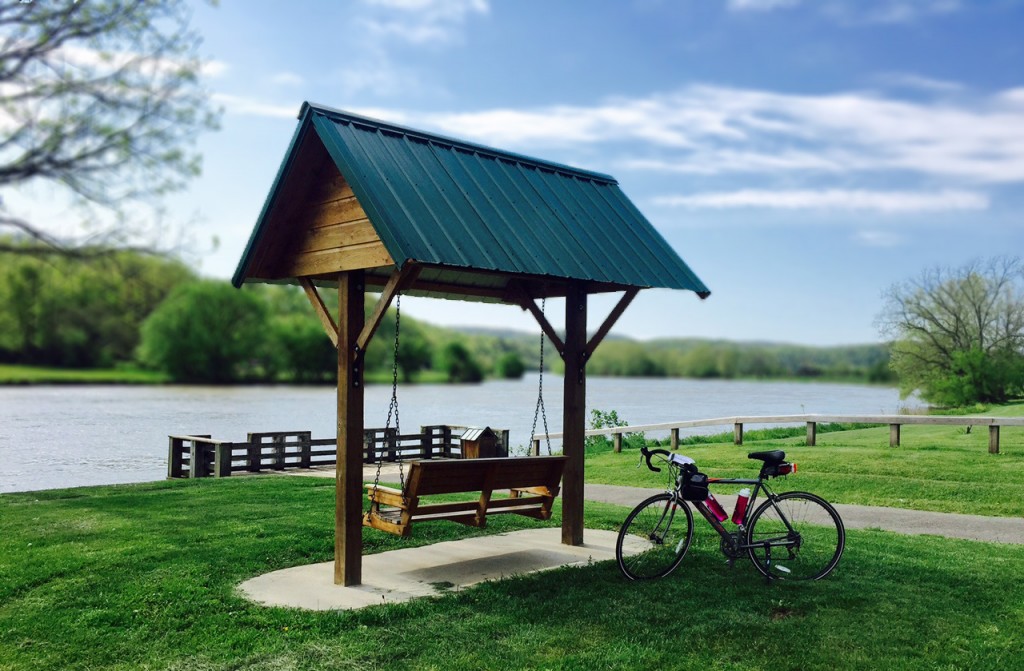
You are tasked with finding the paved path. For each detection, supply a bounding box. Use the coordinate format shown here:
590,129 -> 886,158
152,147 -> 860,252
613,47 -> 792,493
585,484 -> 1024,545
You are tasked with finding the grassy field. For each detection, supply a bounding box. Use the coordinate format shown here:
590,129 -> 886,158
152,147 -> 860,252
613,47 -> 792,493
0,364 -> 169,385
586,403 -> 1024,517
1,475 -> 1022,671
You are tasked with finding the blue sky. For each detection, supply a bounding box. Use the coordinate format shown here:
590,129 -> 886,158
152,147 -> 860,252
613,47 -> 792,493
170,0 -> 1023,345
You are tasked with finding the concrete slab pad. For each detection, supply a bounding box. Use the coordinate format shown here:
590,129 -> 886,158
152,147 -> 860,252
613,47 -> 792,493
239,527 -> 645,611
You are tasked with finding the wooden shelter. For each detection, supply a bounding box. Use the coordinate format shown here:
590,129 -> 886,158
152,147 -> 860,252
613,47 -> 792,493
233,103 -> 710,586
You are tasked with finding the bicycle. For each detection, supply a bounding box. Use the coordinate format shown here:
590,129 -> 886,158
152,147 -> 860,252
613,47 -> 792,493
616,447 -> 845,582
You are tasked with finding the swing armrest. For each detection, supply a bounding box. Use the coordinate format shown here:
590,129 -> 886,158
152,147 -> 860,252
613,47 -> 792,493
366,484 -> 408,508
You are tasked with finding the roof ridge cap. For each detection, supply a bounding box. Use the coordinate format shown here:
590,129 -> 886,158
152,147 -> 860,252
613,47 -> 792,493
301,101 -> 618,185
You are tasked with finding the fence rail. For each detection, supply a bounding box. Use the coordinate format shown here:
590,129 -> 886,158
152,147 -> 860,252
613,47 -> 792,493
167,425 -> 510,479
531,414 -> 1024,455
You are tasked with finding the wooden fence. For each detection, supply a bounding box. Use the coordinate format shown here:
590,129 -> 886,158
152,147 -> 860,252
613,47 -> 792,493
167,425 -> 510,479
532,414 -> 1024,455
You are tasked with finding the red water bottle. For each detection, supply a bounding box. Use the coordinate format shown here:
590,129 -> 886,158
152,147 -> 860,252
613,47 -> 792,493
704,493 -> 728,522
732,488 -> 751,525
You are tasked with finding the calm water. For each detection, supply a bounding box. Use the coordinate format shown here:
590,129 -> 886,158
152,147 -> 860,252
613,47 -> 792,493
0,377 -> 920,493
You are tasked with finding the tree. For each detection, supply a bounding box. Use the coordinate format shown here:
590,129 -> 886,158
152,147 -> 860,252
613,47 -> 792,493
0,243 -> 193,366
0,0 -> 219,255
495,352 -> 526,379
438,341 -> 483,383
877,257 -> 1024,405
137,280 -> 267,383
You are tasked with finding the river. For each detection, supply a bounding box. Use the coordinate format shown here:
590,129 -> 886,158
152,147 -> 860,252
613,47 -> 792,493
0,377 -> 921,493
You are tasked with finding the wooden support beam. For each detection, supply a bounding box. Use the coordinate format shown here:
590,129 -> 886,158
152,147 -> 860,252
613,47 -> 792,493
299,278 -> 338,348
518,291 -> 566,358
989,425 -> 1000,454
806,421 -> 817,447
562,281 -> 587,546
355,264 -> 422,360
584,288 -> 639,360
336,271 -> 365,586
734,422 -> 743,446
670,428 -> 679,451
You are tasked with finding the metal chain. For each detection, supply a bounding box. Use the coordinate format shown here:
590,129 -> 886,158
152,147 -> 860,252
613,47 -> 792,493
370,294 -> 406,500
530,298 -> 552,455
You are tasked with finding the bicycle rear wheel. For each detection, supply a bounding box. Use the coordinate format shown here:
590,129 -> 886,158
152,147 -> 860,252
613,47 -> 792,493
616,493 -> 694,580
746,491 -> 845,581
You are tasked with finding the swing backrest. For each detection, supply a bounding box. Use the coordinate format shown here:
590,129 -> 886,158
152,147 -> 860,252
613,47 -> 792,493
407,456 -> 566,497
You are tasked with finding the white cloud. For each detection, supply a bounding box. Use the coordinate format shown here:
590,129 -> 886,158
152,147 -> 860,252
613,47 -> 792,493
211,94 -> 297,119
727,0 -> 800,12
854,230 -> 905,247
652,189 -> 989,213
421,83 -> 1024,184
872,72 -> 964,93
820,0 -> 961,24
269,72 -> 304,87
359,0 -> 489,46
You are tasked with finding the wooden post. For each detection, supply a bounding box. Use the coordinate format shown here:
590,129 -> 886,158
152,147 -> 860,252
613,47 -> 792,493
989,425 -> 1000,454
532,438 -> 541,456
733,423 -> 743,446
189,440 -> 208,478
890,423 -> 901,447
299,431 -> 311,469
214,443 -> 232,478
336,271 -> 365,586
272,434 -> 285,470
806,421 -> 817,447
168,437 -> 184,478
562,281 -> 587,546
670,428 -> 679,451
613,432 -> 622,453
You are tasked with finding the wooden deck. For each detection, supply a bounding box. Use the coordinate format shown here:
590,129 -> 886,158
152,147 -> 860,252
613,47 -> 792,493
167,425 -> 510,479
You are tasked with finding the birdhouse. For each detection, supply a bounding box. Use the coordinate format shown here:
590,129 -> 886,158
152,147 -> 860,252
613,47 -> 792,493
460,427 -> 505,459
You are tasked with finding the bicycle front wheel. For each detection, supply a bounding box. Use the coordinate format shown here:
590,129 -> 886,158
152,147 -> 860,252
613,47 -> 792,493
746,491 -> 845,581
616,493 -> 694,580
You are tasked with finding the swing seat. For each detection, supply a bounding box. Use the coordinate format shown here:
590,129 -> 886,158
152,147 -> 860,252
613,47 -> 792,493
363,456 -> 567,537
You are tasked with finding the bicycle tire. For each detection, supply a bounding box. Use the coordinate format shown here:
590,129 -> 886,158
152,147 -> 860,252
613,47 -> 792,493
616,493 -> 694,580
746,491 -> 845,581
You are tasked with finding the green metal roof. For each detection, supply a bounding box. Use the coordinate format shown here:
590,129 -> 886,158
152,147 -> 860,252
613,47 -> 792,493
233,103 -> 709,299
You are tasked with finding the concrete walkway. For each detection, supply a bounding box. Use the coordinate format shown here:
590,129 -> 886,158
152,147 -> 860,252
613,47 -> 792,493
240,468 -> 1022,612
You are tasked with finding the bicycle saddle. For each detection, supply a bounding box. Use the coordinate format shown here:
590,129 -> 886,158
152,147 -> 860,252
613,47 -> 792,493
747,450 -> 786,465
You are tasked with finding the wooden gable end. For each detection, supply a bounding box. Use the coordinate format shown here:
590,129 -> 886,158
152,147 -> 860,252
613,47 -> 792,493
244,129 -> 395,282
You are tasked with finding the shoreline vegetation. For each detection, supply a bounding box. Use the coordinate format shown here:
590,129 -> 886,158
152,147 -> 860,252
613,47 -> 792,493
0,362 -> 899,387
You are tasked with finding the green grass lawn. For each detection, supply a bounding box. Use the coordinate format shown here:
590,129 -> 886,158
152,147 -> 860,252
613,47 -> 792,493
585,412 -> 1024,517
0,364 -> 169,385
2,476 -> 1022,670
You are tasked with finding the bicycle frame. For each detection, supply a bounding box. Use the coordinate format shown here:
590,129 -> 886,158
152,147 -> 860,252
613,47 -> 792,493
679,474 -> 796,559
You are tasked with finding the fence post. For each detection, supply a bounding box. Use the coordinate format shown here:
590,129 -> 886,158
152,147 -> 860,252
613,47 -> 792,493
363,429 -> 375,464
189,439 -> 208,478
214,443 -> 232,478
734,423 -> 744,446
420,426 -> 432,459
670,428 -> 679,451
889,424 -> 901,447
989,425 -> 1000,454
272,434 -> 285,470
168,437 -> 184,478
806,422 -> 817,447
613,432 -> 622,453
532,438 -> 540,456
299,431 -> 312,468
500,429 -> 510,457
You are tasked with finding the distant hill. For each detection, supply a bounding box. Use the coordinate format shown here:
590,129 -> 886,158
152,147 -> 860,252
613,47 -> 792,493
438,324 -> 895,383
